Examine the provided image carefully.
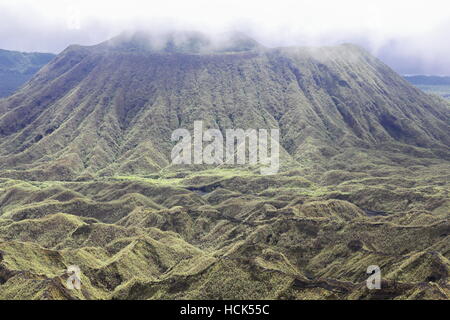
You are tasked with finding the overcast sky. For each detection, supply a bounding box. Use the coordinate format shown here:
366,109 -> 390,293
1,0 -> 449,75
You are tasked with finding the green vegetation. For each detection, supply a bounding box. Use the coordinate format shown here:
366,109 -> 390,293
0,49 -> 55,97
0,33 -> 449,300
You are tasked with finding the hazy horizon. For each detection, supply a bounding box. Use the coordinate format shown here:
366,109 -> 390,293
1,0 -> 450,75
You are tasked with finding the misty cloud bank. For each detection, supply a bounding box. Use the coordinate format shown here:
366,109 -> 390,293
0,0 -> 449,75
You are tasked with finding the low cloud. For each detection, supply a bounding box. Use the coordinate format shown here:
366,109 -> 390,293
0,0 -> 449,74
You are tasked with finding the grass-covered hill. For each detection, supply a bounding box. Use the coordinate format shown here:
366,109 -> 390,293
0,32 -> 449,300
0,49 -> 55,98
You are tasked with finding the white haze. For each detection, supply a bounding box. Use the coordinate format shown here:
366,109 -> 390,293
0,0 -> 449,74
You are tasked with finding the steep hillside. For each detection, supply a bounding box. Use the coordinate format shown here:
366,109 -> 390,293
0,32 -> 448,300
0,49 -> 55,98
0,33 -> 448,180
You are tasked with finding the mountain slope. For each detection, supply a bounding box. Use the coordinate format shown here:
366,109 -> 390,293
0,32 -> 449,300
0,34 -> 448,180
0,49 -> 55,98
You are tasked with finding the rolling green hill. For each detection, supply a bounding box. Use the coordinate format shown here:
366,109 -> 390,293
0,32 -> 449,300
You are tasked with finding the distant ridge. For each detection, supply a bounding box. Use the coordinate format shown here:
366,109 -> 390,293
404,75 -> 450,99
0,49 -> 55,97
404,75 -> 450,86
